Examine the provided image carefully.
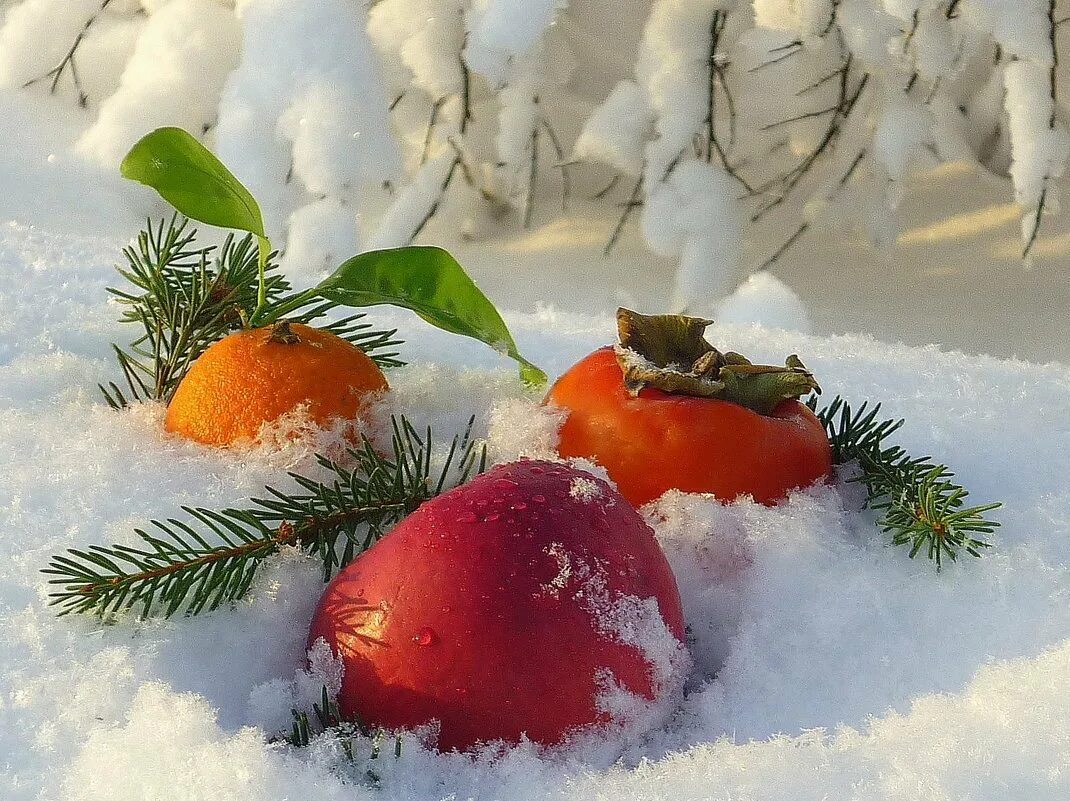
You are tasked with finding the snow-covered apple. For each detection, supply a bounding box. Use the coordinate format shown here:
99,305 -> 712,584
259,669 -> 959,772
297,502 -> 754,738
307,459 -> 688,752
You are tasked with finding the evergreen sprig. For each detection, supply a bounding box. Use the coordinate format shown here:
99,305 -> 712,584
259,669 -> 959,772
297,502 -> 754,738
100,216 -> 402,409
809,395 -> 1001,567
277,685 -> 401,763
274,686 -> 401,785
44,417 -> 485,618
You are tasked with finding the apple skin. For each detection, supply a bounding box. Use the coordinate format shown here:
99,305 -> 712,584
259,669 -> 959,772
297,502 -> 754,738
307,459 -> 687,752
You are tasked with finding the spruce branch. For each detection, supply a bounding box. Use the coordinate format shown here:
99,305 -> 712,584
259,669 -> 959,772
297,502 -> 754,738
274,685 -> 401,784
808,395 -> 1001,568
44,417 -> 486,618
101,215 -> 284,407
100,216 -> 402,408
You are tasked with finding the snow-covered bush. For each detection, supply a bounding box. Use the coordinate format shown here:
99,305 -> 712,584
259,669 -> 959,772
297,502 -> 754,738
1,0 -> 1067,307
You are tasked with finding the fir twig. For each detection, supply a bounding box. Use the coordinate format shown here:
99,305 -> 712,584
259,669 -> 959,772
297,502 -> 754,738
808,395 -> 1001,568
101,216 -> 402,408
274,685 -> 402,784
44,417 -> 486,618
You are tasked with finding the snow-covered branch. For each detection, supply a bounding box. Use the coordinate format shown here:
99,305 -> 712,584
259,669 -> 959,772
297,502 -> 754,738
1,0 -> 1068,303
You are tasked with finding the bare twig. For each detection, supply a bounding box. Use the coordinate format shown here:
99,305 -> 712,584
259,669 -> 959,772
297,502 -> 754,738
757,221 -> 810,271
706,11 -> 726,164
1023,0 -> 1059,258
757,147 -> 866,270
524,122 -> 540,229
23,0 -> 113,107
408,157 -> 462,244
752,68 -> 869,221
591,175 -> 621,200
604,174 -> 644,255
421,97 -> 446,166
748,42 -> 802,73
795,64 -> 849,97
459,46 -> 473,135
540,118 -> 571,212
759,105 -> 839,131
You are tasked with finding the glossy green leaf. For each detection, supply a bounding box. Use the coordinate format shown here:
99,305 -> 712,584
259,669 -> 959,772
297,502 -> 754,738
317,247 -> 547,385
122,127 -> 265,236
122,126 -> 272,316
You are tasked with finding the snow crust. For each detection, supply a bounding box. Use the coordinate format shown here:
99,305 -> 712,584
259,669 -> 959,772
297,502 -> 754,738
3,222 -> 1070,798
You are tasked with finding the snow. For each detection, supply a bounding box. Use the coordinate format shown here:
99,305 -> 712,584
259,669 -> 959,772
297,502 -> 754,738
279,197 -> 360,281
1004,60 -> 1069,213
368,0 -> 466,100
714,271 -> 812,333
365,154 -> 456,250
754,0 -> 833,36
634,0 -> 718,182
3,213 -> 1070,797
873,95 -> 932,184
568,475 -> 602,502
4,0 -> 1067,306
465,0 -> 566,86
640,160 -> 743,312
572,79 -> 652,176
214,0 -> 400,242
2,0 -> 1070,793
0,0 -> 100,89
76,0 -> 241,167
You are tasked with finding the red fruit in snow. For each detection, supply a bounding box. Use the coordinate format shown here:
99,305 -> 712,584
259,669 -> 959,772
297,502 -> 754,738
307,459 -> 688,752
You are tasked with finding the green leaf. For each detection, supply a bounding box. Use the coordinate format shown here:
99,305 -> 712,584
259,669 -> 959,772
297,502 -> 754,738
122,127 -> 272,318
316,247 -> 547,385
122,127 -> 266,239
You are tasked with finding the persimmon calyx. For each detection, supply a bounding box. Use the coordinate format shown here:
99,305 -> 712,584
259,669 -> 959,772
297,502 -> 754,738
613,308 -> 821,415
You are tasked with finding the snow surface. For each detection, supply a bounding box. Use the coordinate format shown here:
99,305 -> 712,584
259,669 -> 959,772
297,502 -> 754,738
3,219 -> 1070,798
0,0 -> 1069,791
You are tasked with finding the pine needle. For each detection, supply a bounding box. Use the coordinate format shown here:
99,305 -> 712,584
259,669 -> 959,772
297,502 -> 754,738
808,395 -> 1001,568
272,685 -> 401,784
101,216 -> 402,409
44,417 -> 485,618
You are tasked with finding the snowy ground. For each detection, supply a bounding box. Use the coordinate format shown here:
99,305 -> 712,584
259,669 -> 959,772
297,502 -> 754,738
2,6 -> 1070,781
3,197 -> 1070,798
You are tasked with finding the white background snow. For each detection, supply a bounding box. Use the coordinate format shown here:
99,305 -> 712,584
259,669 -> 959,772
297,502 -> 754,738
1,0 -> 1070,798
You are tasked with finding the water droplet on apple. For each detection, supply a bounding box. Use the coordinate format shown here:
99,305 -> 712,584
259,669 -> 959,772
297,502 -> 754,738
456,511 -> 477,523
531,494 -> 546,504
413,627 -> 436,647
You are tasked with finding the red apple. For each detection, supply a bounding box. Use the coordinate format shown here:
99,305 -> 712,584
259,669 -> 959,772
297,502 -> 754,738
307,459 -> 687,752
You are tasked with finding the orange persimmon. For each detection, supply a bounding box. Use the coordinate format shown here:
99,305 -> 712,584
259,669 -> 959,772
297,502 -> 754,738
545,310 -> 832,507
